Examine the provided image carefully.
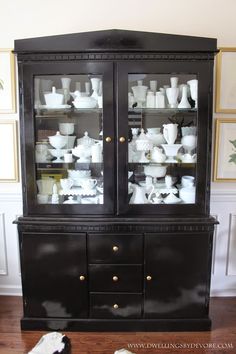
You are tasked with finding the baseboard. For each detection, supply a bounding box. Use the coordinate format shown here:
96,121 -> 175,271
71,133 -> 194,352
0,285 -> 22,296
211,289 -> 236,297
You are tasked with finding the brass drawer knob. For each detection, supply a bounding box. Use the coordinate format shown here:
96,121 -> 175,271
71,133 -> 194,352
105,136 -> 112,143
119,136 -> 126,143
79,275 -> 85,281
113,275 -> 119,282
146,275 -> 152,281
113,245 -> 119,252
113,304 -> 119,309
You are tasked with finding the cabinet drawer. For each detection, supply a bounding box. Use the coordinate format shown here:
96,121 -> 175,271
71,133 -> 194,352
90,293 -> 142,318
88,234 -> 143,263
89,265 -> 143,292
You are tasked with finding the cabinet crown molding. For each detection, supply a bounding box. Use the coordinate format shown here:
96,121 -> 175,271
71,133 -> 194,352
14,29 -> 217,54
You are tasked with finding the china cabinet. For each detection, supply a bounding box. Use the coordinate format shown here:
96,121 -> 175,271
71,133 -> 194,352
14,29 -> 218,331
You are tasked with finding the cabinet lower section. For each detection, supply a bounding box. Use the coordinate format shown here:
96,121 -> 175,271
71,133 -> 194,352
16,216 -> 216,331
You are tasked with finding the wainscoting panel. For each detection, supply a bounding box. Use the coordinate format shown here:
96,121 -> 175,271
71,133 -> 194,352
227,214 -> 236,276
211,214 -> 218,275
0,190 -> 236,296
0,193 -> 22,295
0,213 -> 8,275
210,190 -> 236,296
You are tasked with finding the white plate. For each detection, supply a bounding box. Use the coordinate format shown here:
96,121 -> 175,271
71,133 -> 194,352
59,187 -> 96,196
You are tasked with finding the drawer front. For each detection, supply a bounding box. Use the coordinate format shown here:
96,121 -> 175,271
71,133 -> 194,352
88,233 -> 143,264
90,293 -> 142,318
89,265 -> 143,292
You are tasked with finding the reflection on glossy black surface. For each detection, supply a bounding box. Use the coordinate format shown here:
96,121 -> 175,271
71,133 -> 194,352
88,233 -> 143,264
90,293 -> 142,318
144,233 -> 211,318
89,264 -> 143,292
22,233 -> 88,318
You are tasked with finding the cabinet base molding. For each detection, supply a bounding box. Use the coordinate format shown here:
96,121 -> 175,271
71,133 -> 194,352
21,317 -> 211,332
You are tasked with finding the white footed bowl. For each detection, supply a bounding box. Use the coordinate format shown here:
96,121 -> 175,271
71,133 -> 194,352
144,164 -> 167,178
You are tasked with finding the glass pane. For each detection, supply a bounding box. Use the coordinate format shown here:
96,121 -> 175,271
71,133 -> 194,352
34,75 -> 103,205
128,74 -> 197,205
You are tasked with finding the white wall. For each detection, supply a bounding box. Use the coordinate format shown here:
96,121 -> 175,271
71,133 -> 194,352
0,0 -> 236,295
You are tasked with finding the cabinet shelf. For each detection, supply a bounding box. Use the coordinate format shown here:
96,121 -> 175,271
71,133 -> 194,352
128,162 -> 196,166
36,162 -> 103,169
35,107 -> 102,118
128,108 -> 197,115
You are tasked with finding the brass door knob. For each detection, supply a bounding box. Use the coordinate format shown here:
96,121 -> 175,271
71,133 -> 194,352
113,304 -> 119,309
79,275 -> 85,281
105,136 -> 112,143
113,276 -> 119,282
112,245 -> 119,252
119,137 -> 126,143
146,275 -> 152,281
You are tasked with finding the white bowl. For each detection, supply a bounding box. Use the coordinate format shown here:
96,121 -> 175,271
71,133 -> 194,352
72,97 -> 97,109
144,164 -> 167,178
68,170 -> 91,179
48,131 -> 67,149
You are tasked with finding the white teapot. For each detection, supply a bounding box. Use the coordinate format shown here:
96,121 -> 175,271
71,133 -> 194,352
151,147 -> 166,163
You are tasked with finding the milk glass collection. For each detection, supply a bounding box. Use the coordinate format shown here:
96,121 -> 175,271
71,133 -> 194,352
127,74 -> 198,205
34,74 -> 104,205
33,72 -> 198,206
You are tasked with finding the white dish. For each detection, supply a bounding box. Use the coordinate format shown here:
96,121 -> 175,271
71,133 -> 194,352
59,187 -> 96,196
39,104 -> 71,110
163,193 -> 182,204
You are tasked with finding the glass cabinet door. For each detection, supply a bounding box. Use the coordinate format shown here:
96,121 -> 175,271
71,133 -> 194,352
117,61 -> 210,215
22,62 -> 114,215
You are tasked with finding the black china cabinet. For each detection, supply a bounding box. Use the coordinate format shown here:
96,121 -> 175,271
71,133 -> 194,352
14,29 -> 218,331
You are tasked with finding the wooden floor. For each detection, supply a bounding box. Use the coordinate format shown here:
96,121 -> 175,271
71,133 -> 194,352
0,297 -> 236,354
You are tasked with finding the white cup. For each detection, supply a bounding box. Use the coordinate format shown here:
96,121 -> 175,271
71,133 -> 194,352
37,194 -> 49,204
64,153 -> 73,163
81,178 -> 97,190
60,178 -> 73,190
181,175 -> 195,187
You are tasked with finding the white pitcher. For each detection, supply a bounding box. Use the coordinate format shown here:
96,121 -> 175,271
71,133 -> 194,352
129,183 -> 154,204
163,123 -> 178,144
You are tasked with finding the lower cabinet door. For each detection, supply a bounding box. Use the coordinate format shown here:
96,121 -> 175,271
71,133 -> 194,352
144,233 -> 212,318
90,293 -> 142,318
21,232 -> 88,318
